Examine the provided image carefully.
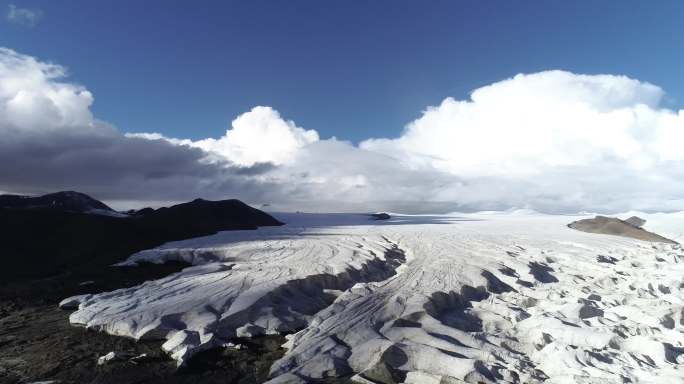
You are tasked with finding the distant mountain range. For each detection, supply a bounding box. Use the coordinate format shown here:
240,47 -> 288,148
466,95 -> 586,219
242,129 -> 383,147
0,191 -> 115,214
0,191 -> 283,281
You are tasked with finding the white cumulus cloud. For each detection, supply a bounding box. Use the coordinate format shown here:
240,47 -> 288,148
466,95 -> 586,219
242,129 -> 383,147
0,47 -> 99,135
128,106 -> 319,167
361,70 -> 676,176
356,71 -> 684,212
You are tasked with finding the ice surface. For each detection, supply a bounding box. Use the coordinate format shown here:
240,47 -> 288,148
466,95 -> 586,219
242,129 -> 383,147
63,212 -> 684,383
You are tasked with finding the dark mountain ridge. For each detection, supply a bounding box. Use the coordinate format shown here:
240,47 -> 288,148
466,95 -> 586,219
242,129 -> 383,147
0,190 -> 115,213
0,193 -> 285,384
0,192 -> 283,282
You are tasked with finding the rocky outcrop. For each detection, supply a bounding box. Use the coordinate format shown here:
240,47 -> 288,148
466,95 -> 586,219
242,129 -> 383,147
624,216 -> 646,228
371,212 -> 391,220
568,215 -> 677,244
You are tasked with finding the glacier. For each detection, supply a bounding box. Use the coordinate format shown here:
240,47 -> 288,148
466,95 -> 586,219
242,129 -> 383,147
61,212 -> 684,383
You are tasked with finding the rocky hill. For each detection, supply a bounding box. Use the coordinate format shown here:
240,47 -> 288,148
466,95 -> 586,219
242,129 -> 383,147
568,215 -> 677,244
0,191 -> 115,214
0,192 -> 283,282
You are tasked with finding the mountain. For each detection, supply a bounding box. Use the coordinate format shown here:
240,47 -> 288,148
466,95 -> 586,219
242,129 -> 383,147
133,198 -> 282,235
0,192 -> 283,282
0,191 -> 115,214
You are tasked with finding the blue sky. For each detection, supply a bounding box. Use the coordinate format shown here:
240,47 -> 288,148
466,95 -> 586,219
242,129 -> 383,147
2,0 -> 683,143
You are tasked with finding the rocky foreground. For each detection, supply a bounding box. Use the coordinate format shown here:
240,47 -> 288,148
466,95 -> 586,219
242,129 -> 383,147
0,192 -> 286,383
60,211 -> 684,383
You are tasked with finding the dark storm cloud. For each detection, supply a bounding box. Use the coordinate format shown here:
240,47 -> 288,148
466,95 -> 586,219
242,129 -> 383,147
0,128 -> 276,204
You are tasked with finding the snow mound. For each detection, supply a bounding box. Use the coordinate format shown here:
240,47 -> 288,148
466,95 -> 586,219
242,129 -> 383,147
63,212 -> 684,383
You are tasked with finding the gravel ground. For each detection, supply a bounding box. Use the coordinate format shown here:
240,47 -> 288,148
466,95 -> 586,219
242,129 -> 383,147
0,263 -> 288,384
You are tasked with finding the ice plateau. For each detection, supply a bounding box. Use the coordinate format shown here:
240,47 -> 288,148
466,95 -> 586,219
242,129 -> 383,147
61,211 -> 684,383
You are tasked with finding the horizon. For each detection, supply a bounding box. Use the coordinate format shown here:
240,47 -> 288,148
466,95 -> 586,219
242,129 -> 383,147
2,1 -> 684,213
2,188 -> 680,217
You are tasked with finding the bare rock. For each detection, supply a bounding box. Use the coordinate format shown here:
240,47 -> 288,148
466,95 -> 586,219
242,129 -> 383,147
371,213 -> 391,220
568,216 -> 677,244
625,216 -> 646,228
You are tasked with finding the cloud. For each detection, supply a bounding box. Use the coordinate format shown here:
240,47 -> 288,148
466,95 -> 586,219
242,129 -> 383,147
0,48 -> 97,134
6,4 -> 42,27
127,106 -> 319,167
0,47 -> 277,208
359,71 -> 684,212
361,71 -> 670,176
1,47 -> 683,213
127,110 -> 464,212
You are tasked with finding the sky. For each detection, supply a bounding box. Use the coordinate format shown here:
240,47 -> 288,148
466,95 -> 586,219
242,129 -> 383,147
1,1 -> 684,213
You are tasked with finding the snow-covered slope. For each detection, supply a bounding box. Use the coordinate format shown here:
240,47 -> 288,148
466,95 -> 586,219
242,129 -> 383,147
62,212 -> 684,383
